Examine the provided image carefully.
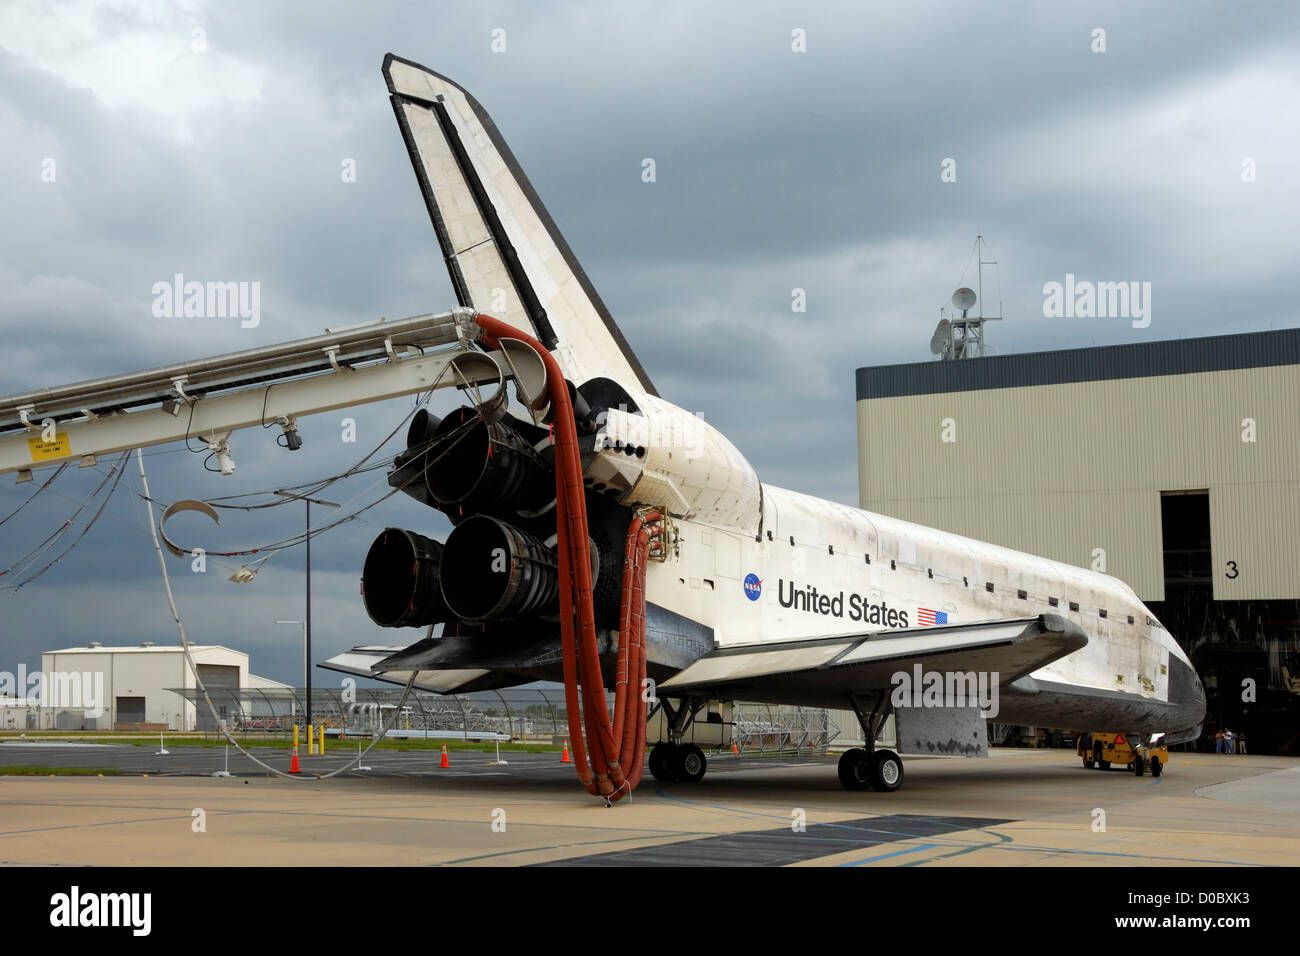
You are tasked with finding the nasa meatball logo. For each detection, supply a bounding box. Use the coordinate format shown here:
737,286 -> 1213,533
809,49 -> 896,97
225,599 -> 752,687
743,573 -> 763,601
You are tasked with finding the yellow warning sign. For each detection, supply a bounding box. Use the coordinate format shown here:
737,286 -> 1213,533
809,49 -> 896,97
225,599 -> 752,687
28,432 -> 71,462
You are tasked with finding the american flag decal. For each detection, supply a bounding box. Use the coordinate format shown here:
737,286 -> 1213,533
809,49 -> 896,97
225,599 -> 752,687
917,608 -> 948,626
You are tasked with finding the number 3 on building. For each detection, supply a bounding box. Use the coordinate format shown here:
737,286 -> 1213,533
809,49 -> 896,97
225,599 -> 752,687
1226,560 -> 1239,579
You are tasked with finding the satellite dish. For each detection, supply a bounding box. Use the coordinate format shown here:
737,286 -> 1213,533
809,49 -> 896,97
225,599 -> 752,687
930,318 -> 952,355
951,287 -> 976,313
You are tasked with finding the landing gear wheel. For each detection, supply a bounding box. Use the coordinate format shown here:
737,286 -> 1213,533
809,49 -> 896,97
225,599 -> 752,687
838,748 -> 873,791
649,742 -> 678,782
672,743 -> 707,783
868,750 -> 904,792
1133,754 -> 1146,777
1150,756 -> 1162,777
1094,746 -> 1110,770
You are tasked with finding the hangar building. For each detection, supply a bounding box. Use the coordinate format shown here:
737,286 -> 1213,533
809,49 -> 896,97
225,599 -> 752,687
0,643 -> 287,731
856,327 -> 1300,753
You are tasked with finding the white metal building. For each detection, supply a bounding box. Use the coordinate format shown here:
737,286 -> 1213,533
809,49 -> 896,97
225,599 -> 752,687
4,643 -> 286,731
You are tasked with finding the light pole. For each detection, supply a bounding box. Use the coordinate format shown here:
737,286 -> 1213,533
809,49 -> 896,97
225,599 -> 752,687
273,490 -> 340,729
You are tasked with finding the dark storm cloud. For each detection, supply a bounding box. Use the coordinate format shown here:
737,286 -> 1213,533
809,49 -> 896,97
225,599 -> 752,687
0,0 -> 1296,682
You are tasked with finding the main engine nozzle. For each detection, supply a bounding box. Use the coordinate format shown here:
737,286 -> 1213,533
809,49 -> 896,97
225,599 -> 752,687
439,515 -> 558,622
360,527 -> 453,627
387,409 -> 442,507
424,407 -> 552,519
439,514 -> 623,625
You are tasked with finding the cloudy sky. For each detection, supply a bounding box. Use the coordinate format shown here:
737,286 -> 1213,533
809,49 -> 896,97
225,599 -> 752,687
1,0 -> 1296,685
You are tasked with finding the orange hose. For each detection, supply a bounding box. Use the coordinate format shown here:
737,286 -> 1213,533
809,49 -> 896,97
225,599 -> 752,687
620,516 -> 656,788
614,515 -> 652,753
475,314 -> 653,802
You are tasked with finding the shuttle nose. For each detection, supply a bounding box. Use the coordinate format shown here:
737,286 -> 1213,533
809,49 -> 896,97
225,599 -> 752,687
1170,656 -> 1207,727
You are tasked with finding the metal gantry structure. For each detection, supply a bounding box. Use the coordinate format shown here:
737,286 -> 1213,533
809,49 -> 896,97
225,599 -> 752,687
731,704 -> 840,754
0,308 -> 499,479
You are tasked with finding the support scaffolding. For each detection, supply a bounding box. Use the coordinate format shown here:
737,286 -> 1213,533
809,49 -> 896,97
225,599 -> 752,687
731,704 -> 839,755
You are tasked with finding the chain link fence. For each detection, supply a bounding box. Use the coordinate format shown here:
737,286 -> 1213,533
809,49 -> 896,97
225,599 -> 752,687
170,685 -> 839,753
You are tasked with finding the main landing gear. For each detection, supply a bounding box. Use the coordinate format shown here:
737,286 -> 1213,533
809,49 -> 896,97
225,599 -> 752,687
839,692 -> 905,792
649,741 -> 707,783
646,692 -> 910,792
648,697 -> 709,784
837,747 -> 904,792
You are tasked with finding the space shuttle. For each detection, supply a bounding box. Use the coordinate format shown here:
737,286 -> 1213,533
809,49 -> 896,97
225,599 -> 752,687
330,54 -> 1206,796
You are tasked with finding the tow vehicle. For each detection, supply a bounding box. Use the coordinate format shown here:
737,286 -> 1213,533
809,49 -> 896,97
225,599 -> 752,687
1078,731 -> 1167,776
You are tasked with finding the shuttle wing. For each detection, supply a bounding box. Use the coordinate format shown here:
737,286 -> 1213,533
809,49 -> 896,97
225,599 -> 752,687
658,615 -> 1087,709
320,645 -> 520,695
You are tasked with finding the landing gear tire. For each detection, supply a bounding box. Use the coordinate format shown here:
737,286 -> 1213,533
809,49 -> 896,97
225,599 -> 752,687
1150,756 -> 1162,778
838,748 -> 873,791
869,750 -> 904,793
649,742 -> 678,783
1133,754 -> 1146,777
672,743 -> 707,783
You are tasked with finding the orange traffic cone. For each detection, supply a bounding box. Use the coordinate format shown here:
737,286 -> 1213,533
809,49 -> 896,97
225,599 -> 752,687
439,744 -> 450,768
561,739 -> 571,763
289,742 -> 301,774
732,740 -> 739,755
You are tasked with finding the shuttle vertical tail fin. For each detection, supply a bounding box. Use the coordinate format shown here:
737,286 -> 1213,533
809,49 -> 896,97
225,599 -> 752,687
383,54 -> 656,396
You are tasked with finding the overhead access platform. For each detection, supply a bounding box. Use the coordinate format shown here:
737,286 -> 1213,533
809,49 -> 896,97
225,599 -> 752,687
0,307 -> 546,478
